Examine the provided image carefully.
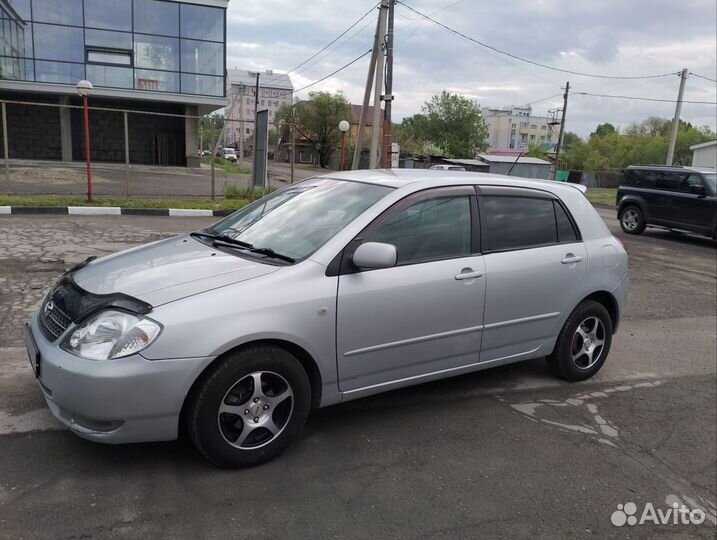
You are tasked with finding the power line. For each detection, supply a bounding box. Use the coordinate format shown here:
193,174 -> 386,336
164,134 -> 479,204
689,72 -> 717,84
573,91 -> 717,105
292,49 -> 373,94
261,2 -> 378,87
396,2 -> 681,81
522,93 -> 563,107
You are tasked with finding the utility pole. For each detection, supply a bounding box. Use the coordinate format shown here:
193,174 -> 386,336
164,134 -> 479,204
369,0 -> 389,169
352,4 -> 384,170
238,84 -> 245,166
252,72 -> 260,189
383,0 -> 395,168
552,81 -> 569,180
290,122 -> 295,184
666,68 -> 688,165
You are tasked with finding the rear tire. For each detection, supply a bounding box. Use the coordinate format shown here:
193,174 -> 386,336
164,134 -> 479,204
187,345 -> 311,468
546,300 -> 613,382
619,205 -> 646,235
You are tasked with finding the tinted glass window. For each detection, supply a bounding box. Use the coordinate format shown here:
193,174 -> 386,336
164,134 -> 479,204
681,175 -> 704,193
134,35 -> 178,71
181,39 -> 223,75
134,0 -> 178,36
85,29 -> 132,50
368,196 -> 472,265
35,60 -> 84,83
87,64 -> 132,88
32,0 -> 82,24
7,0 -> 31,19
33,23 -> 83,62
84,0 -> 131,31
483,196 -> 557,251
134,68 -> 178,92
555,201 -> 578,243
181,73 -> 223,96
0,14 -> 32,59
628,170 -> 657,188
180,4 -> 223,41
655,172 -> 683,191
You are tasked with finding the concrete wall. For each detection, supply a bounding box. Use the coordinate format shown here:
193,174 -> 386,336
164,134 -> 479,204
0,91 -> 187,166
0,94 -> 62,160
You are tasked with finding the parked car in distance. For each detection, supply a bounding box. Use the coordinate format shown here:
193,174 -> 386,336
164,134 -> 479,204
430,164 -> 466,171
26,170 -> 628,468
219,148 -> 237,162
617,165 -> 717,239
201,150 -> 212,157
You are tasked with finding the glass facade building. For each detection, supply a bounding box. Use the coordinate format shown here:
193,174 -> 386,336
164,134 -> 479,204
0,0 -> 226,96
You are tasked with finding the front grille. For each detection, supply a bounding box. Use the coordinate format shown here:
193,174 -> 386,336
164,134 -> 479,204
39,299 -> 72,342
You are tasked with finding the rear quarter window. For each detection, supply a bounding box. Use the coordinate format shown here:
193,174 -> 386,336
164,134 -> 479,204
483,196 -> 556,251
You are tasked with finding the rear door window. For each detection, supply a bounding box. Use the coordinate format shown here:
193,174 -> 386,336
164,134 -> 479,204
655,172 -> 684,192
482,196 -> 557,251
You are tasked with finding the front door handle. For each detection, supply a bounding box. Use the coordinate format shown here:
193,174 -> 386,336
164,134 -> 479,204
561,254 -> 583,264
455,269 -> 484,280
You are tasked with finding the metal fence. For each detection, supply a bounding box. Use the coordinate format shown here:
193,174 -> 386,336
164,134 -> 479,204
0,98 -> 313,200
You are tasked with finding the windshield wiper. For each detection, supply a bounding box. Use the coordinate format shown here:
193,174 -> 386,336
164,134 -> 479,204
191,231 -> 295,264
245,246 -> 296,264
190,231 -> 252,248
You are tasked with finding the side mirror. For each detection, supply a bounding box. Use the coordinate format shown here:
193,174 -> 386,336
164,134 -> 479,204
352,242 -> 397,269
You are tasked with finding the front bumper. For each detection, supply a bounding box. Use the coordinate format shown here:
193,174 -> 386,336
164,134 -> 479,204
27,314 -> 214,444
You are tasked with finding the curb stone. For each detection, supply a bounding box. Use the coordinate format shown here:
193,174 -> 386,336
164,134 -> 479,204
0,206 -> 234,217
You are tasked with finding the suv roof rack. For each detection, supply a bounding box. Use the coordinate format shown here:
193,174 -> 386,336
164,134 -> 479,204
627,164 -> 685,168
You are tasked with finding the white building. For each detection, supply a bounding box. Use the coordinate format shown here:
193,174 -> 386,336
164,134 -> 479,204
481,106 -> 558,153
690,140 -> 717,168
225,69 -> 294,148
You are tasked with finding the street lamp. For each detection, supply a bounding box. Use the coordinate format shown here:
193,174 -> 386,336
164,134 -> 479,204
77,80 -> 94,202
339,120 -> 350,171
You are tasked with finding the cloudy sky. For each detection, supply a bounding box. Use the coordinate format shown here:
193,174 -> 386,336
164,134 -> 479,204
226,0 -> 717,137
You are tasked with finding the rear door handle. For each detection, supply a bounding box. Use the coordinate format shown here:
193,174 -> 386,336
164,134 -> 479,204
455,270 -> 484,280
561,254 -> 583,264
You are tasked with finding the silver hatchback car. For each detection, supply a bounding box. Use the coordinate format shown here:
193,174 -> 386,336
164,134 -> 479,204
26,170 -> 628,467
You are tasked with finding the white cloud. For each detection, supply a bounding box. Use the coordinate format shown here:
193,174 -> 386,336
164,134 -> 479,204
226,0 -> 717,136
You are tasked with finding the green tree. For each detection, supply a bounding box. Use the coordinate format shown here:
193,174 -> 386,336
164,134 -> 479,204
276,92 -> 351,168
591,123 -> 617,138
421,91 -> 488,157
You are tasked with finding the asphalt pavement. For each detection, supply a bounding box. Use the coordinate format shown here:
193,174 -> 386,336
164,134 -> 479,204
0,207 -> 715,539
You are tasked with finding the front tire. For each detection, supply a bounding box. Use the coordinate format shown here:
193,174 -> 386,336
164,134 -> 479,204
187,345 -> 311,468
546,300 -> 613,382
619,205 -> 646,235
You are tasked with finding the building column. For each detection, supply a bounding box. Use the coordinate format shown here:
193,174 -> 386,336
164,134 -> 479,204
185,105 -> 200,167
59,96 -> 72,162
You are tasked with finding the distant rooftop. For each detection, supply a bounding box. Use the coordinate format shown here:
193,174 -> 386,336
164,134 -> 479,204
227,69 -> 294,91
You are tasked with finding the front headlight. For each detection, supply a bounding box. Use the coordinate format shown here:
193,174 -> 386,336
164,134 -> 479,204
61,310 -> 162,360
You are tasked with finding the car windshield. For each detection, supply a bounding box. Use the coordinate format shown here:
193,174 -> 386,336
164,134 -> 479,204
205,178 -> 391,261
704,173 -> 716,191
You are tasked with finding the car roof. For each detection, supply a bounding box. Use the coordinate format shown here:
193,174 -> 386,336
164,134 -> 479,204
626,164 -> 713,174
320,168 -> 587,194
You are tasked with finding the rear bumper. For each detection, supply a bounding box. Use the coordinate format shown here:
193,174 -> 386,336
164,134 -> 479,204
611,272 -> 629,333
27,314 -> 214,444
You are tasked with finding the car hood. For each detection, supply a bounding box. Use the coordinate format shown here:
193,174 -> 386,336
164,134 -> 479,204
73,235 -> 280,306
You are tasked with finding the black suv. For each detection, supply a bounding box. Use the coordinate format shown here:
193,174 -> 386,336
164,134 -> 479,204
616,165 -> 716,239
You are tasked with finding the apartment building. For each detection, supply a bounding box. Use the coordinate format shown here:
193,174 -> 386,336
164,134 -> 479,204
225,68 -> 293,148
0,0 -> 229,167
481,106 -> 558,153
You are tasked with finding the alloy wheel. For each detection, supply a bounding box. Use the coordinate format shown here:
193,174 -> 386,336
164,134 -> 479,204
571,316 -> 606,370
621,209 -> 639,231
217,371 -> 294,450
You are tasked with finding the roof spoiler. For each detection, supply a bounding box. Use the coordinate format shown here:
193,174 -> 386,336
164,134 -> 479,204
568,183 -> 587,194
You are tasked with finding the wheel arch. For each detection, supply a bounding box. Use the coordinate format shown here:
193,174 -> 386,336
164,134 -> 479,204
618,196 -> 649,222
179,339 -> 323,437
580,290 -> 619,334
